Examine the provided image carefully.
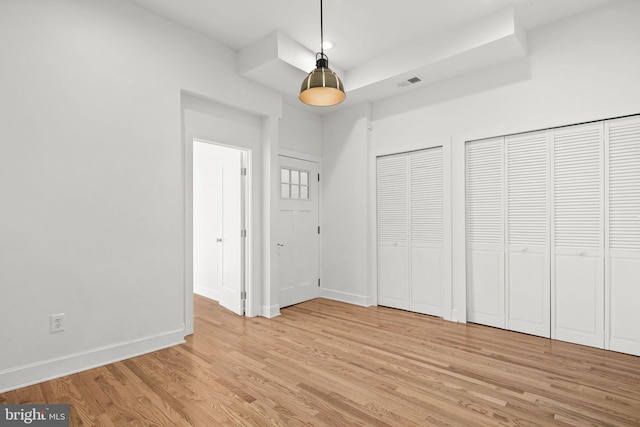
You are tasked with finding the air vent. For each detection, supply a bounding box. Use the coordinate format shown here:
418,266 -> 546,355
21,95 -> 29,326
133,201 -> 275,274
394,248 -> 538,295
397,76 -> 422,87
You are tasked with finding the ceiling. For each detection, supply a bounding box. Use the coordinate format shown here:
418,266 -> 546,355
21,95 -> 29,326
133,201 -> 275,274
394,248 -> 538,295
128,0 -> 613,111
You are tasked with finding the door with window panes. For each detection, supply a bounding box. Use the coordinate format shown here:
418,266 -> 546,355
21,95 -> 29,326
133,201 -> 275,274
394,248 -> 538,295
277,156 -> 320,307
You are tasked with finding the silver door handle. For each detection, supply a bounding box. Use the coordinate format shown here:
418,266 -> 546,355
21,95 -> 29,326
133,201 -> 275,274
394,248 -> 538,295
216,238 -> 223,243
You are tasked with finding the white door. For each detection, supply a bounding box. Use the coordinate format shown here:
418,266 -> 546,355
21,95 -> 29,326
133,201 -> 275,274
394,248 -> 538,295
552,123 -> 604,348
277,156 -> 320,308
193,141 -> 224,301
410,148 -> 444,317
506,131 -> 551,338
217,148 -> 245,315
377,148 -> 444,316
377,154 -> 410,310
606,116 -> 640,356
466,137 -> 505,328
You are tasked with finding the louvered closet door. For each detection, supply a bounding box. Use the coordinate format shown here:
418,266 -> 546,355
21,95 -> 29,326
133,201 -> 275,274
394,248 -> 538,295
606,116 -> 640,356
466,137 -> 505,328
410,147 -> 443,317
377,154 -> 409,310
552,123 -> 604,348
506,131 -> 550,338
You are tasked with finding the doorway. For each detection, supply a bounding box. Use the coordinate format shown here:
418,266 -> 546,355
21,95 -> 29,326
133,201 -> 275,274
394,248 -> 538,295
192,140 -> 248,317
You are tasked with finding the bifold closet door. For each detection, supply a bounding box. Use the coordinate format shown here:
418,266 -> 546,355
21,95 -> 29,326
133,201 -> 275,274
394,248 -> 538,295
377,148 -> 444,315
552,123 -> 604,348
606,116 -> 640,356
377,154 -> 409,310
410,148 -> 444,317
466,138 -> 505,328
506,132 -> 550,338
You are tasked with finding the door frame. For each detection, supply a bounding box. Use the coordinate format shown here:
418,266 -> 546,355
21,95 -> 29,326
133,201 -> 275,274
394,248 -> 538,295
185,137 -> 251,334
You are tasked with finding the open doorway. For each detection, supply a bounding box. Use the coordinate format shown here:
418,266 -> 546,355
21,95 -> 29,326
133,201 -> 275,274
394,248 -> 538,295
182,94 -> 263,334
193,140 -> 246,315
191,139 -> 248,319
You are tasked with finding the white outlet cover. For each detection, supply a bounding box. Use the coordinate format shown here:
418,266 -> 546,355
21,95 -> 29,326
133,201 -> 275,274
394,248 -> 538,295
50,313 -> 65,333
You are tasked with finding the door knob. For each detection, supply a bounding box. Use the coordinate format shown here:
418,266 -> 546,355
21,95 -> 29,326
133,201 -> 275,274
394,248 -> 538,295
216,238 -> 223,243
277,243 -> 284,247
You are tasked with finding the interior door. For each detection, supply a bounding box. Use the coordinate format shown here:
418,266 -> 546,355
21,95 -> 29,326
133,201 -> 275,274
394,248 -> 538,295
466,137 -> 505,328
377,154 -> 409,310
606,115 -> 640,356
552,123 -> 604,348
193,141 -> 223,301
506,131 -> 551,338
218,149 -> 245,315
277,156 -> 320,308
410,147 -> 444,317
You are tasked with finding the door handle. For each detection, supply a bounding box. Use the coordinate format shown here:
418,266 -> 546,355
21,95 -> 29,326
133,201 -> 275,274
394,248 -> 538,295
277,243 -> 285,247
216,238 -> 223,243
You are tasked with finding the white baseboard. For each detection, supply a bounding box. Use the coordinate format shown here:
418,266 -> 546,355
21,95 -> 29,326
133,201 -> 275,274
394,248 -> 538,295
194,285 -> 220,302
0,329 -> 185,393
321,289 -> 375,307
261,304 -> 280,318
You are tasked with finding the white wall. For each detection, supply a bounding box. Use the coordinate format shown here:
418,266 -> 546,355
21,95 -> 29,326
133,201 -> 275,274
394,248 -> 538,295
321,0 -> 640,317
321,103 -> 374,306
279,103 -> 322,158
372,0 -> 640,145
0,0 -> 281,392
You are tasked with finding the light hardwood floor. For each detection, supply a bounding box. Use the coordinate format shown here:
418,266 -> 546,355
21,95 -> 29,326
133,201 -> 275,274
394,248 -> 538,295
2,295 -> 640,426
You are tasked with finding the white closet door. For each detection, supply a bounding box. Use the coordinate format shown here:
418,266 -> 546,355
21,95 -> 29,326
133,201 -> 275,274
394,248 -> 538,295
552,123 -> 604,348
506,131 -> 550,338
466,137 -> 505,328
377,154 -> 409,310
410,147 -> 443,317
606,116 -> 640,356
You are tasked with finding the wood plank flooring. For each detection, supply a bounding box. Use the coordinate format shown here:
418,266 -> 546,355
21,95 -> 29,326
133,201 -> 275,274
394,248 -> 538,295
2,295 -> 640,426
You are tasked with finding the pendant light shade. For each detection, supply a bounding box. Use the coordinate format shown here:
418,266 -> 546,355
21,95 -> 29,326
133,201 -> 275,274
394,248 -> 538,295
299,0 -> 345,107
299,53 -> 345,106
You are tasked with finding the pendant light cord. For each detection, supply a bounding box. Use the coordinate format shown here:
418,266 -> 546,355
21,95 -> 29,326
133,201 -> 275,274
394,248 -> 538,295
320,0 -> 324,56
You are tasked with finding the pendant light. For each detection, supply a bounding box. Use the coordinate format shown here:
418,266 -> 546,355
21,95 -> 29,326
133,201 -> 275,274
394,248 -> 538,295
299,0 -> 345,106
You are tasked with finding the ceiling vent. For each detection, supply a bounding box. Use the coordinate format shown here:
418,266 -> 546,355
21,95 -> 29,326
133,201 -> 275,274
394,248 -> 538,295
397,76 -> 422,88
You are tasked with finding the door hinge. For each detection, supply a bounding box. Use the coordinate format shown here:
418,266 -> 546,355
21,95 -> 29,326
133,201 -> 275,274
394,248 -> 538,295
318,278 -> 321,287
318,173 -> 320,182
317,226 -> 320,234
241,167 -> 247,176
241,229 -> 247,238
241,291 -> 246,299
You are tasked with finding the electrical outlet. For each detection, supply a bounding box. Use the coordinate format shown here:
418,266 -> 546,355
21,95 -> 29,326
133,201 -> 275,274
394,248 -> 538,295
50,313 -> 65,333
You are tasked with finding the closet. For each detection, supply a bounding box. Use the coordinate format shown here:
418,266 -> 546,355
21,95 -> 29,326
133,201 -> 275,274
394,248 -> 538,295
377,147 -> 444,317
466,115 -> 640,356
